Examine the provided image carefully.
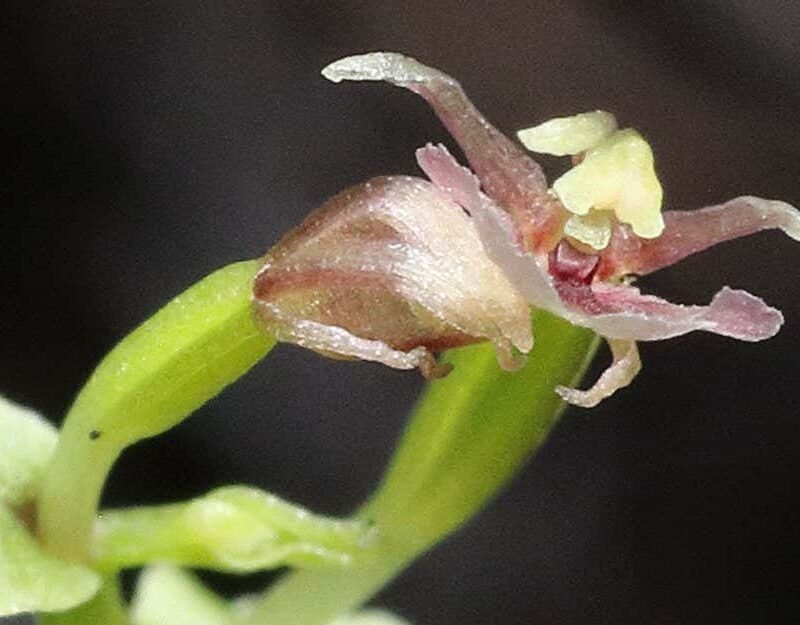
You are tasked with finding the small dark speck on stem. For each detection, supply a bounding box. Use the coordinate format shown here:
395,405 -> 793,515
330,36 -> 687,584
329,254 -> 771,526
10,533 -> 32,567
89,430 -> 102,440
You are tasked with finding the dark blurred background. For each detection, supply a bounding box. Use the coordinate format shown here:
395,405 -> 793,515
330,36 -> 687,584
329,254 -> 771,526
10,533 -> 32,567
3,2 -> 800,624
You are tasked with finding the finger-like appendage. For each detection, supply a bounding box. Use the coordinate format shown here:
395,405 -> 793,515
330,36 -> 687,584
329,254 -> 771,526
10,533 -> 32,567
323,52 -> 563,251
556,339 -> 640,408
261,310 -> 452,378
599,196 -> 800,279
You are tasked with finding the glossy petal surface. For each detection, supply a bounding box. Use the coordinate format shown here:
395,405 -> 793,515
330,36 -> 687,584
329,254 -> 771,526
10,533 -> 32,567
253,176 -> 532,374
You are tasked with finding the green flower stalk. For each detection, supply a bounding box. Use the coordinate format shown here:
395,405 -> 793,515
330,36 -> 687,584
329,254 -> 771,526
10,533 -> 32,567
38,260 -> 275,564
245,313 -> 597,625
0,397 -> 101,618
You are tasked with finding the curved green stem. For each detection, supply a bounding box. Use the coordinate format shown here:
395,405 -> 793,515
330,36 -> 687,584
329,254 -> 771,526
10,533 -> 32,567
246,311 -> 598,625
37,260 -> 275,564
243,546 -> 410,625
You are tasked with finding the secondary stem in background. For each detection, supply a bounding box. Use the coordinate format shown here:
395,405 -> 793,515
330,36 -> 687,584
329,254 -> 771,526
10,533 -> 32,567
246,311 -> 598,625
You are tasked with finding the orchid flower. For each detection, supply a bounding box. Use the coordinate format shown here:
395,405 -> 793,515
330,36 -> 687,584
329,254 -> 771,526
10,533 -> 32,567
253,51 -> 800,407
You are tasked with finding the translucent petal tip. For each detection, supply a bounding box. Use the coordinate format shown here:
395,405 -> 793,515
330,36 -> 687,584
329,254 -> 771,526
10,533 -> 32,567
322,52 -> 441,85
517,110 -> 618,157
743,196 -> 800,242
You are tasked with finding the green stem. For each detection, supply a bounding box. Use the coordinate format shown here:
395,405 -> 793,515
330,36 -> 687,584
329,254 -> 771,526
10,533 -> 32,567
38,426 -> 121,562
246,311 -> 598,625
244,546 -> 411,625
37,260 -> 275,564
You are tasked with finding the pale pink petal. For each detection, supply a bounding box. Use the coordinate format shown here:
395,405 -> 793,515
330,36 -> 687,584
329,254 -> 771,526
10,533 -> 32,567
416,144 -> 565,315
323,52 -> 564,251
599,196 -> 800,279
558,282 -> 784,342
253,175 -> 533,374
556,339 -> 641,408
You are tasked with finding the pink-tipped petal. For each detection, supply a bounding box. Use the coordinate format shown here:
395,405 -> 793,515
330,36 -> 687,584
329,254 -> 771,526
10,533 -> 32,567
556,339 -> 640,408
558,282 -> 784,342
599,196 -> 800,279
700,286 -> 784,341
323,52 -> 564,251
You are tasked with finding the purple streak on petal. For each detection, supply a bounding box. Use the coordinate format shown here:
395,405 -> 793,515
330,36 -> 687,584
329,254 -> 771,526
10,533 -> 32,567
556,339 -> 641,408
254,174 -> 534,373
599,196 -> 800,279
558,282 -> 783,342
323,52 -> 565,251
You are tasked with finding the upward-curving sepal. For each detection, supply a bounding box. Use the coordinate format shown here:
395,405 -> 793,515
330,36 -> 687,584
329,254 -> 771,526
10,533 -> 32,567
323,52 -> 564,252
